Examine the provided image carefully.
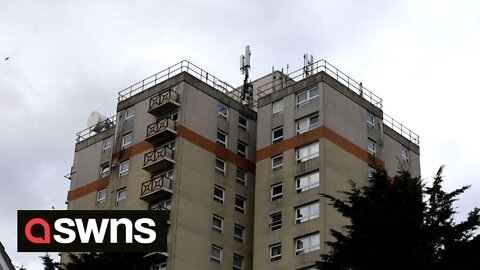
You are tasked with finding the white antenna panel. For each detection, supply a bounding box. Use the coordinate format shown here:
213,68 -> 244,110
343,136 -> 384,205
244,45 -> 251,66
87,111 -> 107,133
240,54 -> 245,70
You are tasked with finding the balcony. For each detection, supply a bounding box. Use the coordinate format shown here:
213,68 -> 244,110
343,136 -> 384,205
145,118 -> 177,145
143,146 -> 175,173
148,89 -> 179,117
140,176 -> 173,202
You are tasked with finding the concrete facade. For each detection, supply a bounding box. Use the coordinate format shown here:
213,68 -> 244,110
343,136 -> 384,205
64,60 -> 420,270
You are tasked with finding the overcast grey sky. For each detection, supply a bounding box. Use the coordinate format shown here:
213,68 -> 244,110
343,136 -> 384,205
1,0 -> 480,268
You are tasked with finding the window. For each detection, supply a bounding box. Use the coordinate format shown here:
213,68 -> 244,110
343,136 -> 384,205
368,166 -> 376,178
218,103 -> 228,119
121,133 -> 133,149
296,114 -> 319,134
270,243 -> 282,262
217,130 -> 227,147
234,224 -> 244,242
401,146 -> 409,161
116,188 -> 127,205
215,157 -> 226,174
272,126 -> 283,143
270,212 -> 282,231
119,160 -> 129,176
237,141 -> 247,158
211,245 -> 222,264
162,140 -> 176,150
295,233 -> 320,255
296,142 -> 319,163
367,138 -> 376,155
272,99 -> 284,115
153,169 -> 174,180
213,185 -> 225,204
295,201 -> 320,224
99,163 -> 110,178
103,137 -> 113,150
297,87 -> 319,106
271,182 -> 283,201
272,155 -> 283,171
367,112 -> 375,127
149,199 -> 171,211
296,171 -> 320,193
239,115 -> 248,130
236,168 -> 246,185
167,112 -> 178,122
235,195 -> 245,214
212,215 -> 223,233
96,189 -> 106,204
125,106 -> 134,121
233,254 -> 244,270
152,263 -> 167,270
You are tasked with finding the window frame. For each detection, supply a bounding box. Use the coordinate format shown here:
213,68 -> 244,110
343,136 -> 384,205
212,214 -> 224,233
272,99 -> 284,115
270,243 -> 282,262
367,112 -> 375,127
368,166 -> 376,178
296,171 -> 320,193
236,168 -> 246,185
401,146 -> 409,161
367,138 -> 376,155
271,182 -> 283,201
272,126 -> 284,143
213,185 -> 225,204
295,201 -> 320,224
296,142 -> 319,163
103,136 -> 113,150
96,189 -> 106,204
121,132 -> 133,149
295,233 -> 320,256
235,195 -> 246,214
215,157 -> 226,174
218,103 -> 228,119
119,160 -> 129,176
238,115 -> 248,130
234,224 -> 245,242
297,87 -> 319,106
210,245 -> 222,264
99,163 -> 110,178
270,212 -> 282,231
116,188 -> 127,205
233,254 -> 244,270
216,130 -> 228,147
272,154 -> 283,171
125,106 -> 135,121
237,141 -> 247,158
296,114 -> 320,134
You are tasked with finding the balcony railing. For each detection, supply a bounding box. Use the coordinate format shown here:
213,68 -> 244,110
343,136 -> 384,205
143,146 -> 175,173
148,89 -> 180,117
140,176 -> 173,201
145,118 -> 177,145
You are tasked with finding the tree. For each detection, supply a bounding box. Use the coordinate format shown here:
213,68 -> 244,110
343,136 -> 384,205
41,252 -> 156,270
317,167 -> 480,270
40,253 -> 61,270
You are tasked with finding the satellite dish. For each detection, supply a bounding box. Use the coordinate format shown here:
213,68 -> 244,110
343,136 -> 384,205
87,111 -> 108,133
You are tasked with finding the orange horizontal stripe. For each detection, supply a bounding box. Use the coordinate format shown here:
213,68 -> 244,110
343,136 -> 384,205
176,125 -> 256,174
68,176 -> 110,201
256,126 -> 384,168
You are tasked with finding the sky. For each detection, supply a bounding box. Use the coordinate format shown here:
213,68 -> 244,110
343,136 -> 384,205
1,0 -> 480,268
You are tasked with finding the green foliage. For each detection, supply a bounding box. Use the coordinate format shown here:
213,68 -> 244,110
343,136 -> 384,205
41,252 -> 156,270
318,166 -> 480,270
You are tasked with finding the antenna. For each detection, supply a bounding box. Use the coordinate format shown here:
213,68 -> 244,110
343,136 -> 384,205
303,53 -> 314,77
240,45 -> 253,107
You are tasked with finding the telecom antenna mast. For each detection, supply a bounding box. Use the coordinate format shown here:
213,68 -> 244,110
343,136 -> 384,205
304,53 -> 314,77
240,45 -> 253,107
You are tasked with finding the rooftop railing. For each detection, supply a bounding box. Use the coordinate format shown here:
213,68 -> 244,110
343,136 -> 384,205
117,60 -> 247,105
383,113 -> 420,145
257,59 -> 383,109
75,115 -> 116,143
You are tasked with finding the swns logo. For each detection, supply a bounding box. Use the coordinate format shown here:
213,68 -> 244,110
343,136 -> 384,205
18,210 -> 168,252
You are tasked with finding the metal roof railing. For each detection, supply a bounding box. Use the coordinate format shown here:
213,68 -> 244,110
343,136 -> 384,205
75,115 -> 116,143
117,60 -> 248,105
383,113 -> 420,145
